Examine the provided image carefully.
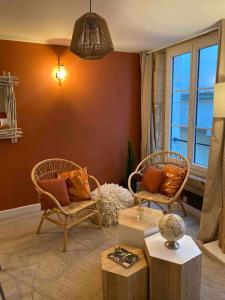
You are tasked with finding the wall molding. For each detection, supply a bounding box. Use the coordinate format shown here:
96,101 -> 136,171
0,203 -> 40,219
0,37 -> 138,53
183,202 -> 201,219
0,202 -> 200,220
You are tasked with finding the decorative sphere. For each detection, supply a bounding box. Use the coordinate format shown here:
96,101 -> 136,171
158,214 -> 185,242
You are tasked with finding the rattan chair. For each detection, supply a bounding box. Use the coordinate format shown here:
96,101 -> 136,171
31,158 -> 102,252
128,151 -> 190,215
0,265 -> 6,300
0,283 -> 5,300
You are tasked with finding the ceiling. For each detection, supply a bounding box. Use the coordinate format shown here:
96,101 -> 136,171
0,0 -> 225,52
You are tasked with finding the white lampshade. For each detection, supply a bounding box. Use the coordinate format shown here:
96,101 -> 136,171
214,82 -> 225,117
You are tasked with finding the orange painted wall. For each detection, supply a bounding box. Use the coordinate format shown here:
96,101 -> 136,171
0,40 -> 141,211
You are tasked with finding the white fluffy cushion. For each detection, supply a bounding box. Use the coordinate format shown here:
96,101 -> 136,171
91,183 -> 134,226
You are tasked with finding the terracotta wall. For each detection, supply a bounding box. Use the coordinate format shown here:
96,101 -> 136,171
0,40 -> 141,211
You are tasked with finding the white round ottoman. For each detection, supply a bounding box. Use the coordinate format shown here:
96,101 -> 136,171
91,183 -> 134,227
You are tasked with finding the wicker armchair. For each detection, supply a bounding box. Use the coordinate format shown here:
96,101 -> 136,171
0,283 -> 5,300
31,158 -> 102,252
0,265 -> 6,300
128,151 -> 190,215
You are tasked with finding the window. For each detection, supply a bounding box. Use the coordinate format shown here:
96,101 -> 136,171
165,32 -> 219,176
170,53 -> 191,158
194,45 -> 218,166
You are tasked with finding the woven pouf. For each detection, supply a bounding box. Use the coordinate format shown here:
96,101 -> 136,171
91,183 -> 134,227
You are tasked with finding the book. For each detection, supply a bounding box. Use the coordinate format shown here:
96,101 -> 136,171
107,247 -> 139,268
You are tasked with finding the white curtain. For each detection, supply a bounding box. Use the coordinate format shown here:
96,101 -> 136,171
153,52 -> 166,151
199,19 -> 225,253
140,52 -> 155,158
140,51 -> 166,159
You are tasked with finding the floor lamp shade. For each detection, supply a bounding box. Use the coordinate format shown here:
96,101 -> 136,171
70,12 -> 114,60
214,82 -> 225,117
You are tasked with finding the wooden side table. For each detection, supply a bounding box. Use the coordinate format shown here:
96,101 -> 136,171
118,206 -> 163,249
101,244 -> 148,300
145,233 -> 202,300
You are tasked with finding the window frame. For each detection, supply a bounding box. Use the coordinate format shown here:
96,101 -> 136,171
165,32 -> 219,177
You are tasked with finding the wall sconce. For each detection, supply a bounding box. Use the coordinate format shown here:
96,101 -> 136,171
214,82 -> 225,117
56,64 -> 67,84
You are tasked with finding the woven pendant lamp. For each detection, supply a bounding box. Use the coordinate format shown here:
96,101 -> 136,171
70,0 -> 114,60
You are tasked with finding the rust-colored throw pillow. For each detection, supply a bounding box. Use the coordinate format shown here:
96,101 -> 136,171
58,167 -> 91,201
0,112 -> 7,118
142,166 -> 165,193
38,178 -> 70,210
0,125 -> 9,129
159,164 -> 187,197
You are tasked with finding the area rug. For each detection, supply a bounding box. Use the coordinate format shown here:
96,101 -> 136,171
32,222 -> 225,300
1,210 -> 225,300
33,223 -> 118,300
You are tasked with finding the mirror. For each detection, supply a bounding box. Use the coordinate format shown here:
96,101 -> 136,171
0,71 -> 22,143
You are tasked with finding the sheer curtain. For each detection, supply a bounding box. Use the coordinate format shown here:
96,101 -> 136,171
199,19 -> 225,253
140,52 -> 155,158
140,51 -> 166,159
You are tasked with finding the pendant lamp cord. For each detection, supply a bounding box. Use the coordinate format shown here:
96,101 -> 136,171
90,0 -> 92,12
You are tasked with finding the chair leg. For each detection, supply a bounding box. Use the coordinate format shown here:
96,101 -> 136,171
36,210 -> 47,234
63,228 -> 68,252
95,203 -> 102,229
0,283 -> 6,300
63,216 -> 68,252
180,201 -> 187,217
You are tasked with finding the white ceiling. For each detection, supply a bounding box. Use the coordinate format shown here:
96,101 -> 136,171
0,0 -> 225,52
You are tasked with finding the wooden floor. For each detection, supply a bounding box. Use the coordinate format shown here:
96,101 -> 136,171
0,206 -> 224,300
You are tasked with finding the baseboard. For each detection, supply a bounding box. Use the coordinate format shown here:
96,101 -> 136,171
203,240 -> 225,265
183,203 -> 201,219
0,203 -> 40,219
0,202 -> 200,220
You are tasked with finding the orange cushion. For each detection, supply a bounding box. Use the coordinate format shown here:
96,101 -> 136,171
58,167 -> 91,201
159,164 -> 187,197
38,178 -> 70,210
142,166 -> 165,193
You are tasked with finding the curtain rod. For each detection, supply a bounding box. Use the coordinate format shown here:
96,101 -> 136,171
147,27 -> 219,55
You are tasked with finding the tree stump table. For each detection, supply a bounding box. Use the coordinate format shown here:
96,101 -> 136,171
145,233 -> 202,300
101,244 -> 148,300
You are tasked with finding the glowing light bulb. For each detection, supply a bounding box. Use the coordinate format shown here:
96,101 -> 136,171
56,65 -> 67,81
